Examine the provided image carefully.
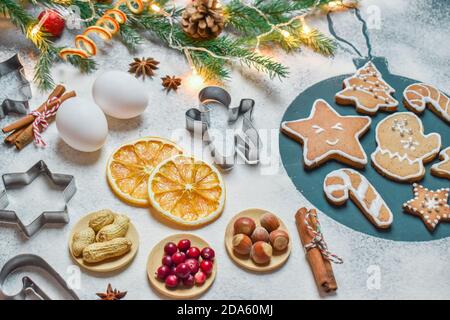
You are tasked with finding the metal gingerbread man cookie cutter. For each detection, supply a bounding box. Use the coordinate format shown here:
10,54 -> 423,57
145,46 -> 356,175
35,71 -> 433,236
0,160 -> 76,238
0,54 -> 32,118
0,254 -> 79,300
185,86 -> 261,171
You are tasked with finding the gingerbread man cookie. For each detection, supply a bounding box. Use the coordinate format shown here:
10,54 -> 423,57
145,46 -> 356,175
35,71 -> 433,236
431,147 -> 450,180
403,83 -> 450,124
281,99 -> 371,169
371,112 -> 441,182
324,168 -> 393,229
403,183 -> 449,232
335,61 -> 398,115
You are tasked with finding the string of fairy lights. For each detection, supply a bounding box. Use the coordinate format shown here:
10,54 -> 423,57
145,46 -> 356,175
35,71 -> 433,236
26,0 -> 357,88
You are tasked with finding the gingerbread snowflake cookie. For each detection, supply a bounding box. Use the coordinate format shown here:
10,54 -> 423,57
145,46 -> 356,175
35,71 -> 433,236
431,147 -> 450,180
403,183 -> 449,232
281,99 -> 371,169
403,83 -> 450,124
324,168 -> 393,229
371,112 -> 441,182
335,61 -> 398,115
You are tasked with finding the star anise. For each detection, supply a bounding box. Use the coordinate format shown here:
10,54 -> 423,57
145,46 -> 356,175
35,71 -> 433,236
161,75 -> 182,92
128,57 -> 159,79
96,284 -> 127,300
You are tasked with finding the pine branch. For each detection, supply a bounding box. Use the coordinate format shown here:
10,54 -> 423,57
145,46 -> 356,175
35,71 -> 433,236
120,25 -> 143,51
0,0 -> 34,33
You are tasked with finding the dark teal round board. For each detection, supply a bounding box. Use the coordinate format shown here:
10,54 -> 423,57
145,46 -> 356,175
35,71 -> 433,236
279,57 -> 450,241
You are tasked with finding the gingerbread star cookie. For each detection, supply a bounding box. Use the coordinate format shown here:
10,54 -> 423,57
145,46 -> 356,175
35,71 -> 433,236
431,147 -> 450,180
281,99 -> 371,169
371,112 -> 441,182
403,183 -> 450,232
335,61 -> 398,115
403,83 -> 450,124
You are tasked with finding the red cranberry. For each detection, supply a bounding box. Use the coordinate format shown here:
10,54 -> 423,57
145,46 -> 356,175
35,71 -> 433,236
183,274 -> 195,287
171,252 -> 186,265
186,246 -> 201,259
162,255 -> 173,267
155,265 -> 171,280
200,260 -> 213,275
164,242 -> 178,255
170,265 -> 176,275
177,239 -> 191,252
175,263 -> 191,279
165,274 -> 179,288
194,271 -> 206,285
185,258 -> 200,274
201,247 -> 215,260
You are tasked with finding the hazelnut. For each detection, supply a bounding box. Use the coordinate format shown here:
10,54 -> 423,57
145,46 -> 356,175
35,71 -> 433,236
251,226 -> 269,243
260,212 -> 280,233
269,230 -> 289,251
233,217 -> 256,236
250,241 -> 272,265
232,234 -> 252,256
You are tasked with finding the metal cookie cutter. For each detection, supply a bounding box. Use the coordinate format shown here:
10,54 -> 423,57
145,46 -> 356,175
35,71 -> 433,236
0,254 -> 79,300
0,54 -> 32,118
0,160 -> 76,238
186,86 -> 261,171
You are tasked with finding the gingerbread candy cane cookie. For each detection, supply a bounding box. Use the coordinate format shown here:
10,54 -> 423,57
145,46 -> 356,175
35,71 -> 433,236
403,83 -> 450,124
335,61 -> 398,115
323,168 -> 393,229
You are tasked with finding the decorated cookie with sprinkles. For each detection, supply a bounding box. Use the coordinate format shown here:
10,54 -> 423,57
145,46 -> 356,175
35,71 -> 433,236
371,112 -> 441,182
281,99 -> 371,169
323,168 -> 393,229
431,147 -> 450,180
335,61 -> 398,115
403,183 -> 450,232
403,83 -> 450,124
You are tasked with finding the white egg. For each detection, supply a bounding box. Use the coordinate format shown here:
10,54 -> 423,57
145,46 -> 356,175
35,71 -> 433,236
56,97 -> 108,152
92,70 -> 149,119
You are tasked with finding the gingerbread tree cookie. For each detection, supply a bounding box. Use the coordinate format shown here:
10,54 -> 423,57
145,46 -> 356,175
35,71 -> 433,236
281,99 -> 371,169
335,61 -> 398,115
371,112 -> 441,182
403,183 -> 449,232
431,147 -> 450,180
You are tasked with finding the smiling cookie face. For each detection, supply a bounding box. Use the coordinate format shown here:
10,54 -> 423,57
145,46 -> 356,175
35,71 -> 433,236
371,112 -> 441,182
281,99 -> 371,169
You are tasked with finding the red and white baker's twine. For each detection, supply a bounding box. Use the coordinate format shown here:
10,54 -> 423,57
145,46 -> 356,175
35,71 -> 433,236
304,210 -> 343,264
30,96 -> 61,147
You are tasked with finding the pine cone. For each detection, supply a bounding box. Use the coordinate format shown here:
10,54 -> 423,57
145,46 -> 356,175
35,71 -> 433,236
181,0 -> 224,40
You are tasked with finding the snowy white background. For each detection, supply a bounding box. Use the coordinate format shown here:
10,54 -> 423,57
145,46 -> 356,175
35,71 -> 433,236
0,0 -> 449,299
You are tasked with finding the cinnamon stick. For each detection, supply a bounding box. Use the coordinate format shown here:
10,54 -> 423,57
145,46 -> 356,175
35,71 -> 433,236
4,128 -> 25,144
295,207 -> 338,293
14,90 -> 76,150
2,84 -> 66,133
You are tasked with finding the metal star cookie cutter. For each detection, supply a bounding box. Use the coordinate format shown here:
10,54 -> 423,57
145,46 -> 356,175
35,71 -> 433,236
0,254 -> 79,300
0,54 -> 32,118
186,86 -> 261,171
0,160 -> 76,238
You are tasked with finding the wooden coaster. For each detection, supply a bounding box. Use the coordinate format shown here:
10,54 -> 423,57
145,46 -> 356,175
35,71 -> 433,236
147,233 -> 217,299
224,208 -> 292,272
68,212 -> 139,273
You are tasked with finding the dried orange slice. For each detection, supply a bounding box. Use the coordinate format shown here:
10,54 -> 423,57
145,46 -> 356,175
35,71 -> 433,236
148,155 -> 226,227
107,137 -> 183,206
59,48 -> 89,60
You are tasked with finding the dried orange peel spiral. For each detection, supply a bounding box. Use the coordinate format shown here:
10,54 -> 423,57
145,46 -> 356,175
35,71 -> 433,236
60,0 -> 145,60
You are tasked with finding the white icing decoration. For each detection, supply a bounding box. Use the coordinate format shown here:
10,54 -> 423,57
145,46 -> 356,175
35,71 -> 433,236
323,168 -> 393,228
326,139 -> 340,146
332,122 -> 344,131
391,118 -> 412,137
403,83 -> 450,123
281,99 -> 371,168
312,125 -> 324,134
400,137 -> 419,150
371,112 -> 442,181
335,61 -> 399,114
431,146 -> 450,178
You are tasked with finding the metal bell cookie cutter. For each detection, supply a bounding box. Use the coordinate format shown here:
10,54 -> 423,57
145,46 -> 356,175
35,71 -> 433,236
0,254 -> 79,300
0,54 -> 32,118
0,160 -> 76,238
185,86 -> 261,170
